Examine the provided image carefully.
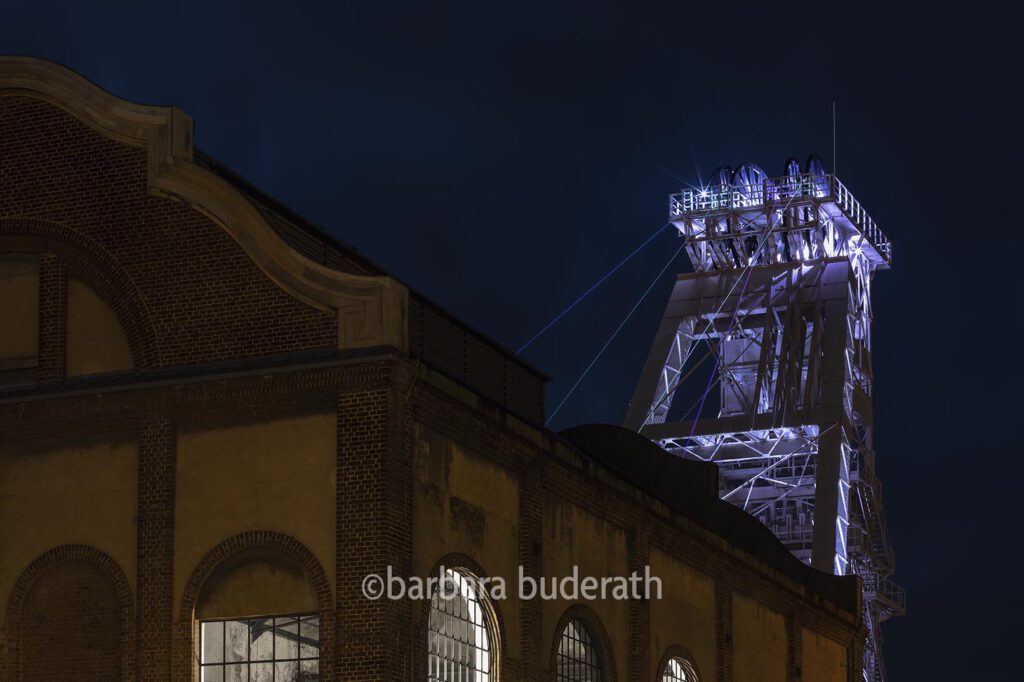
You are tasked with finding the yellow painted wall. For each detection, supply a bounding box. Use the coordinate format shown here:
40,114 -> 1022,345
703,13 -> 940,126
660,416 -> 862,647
67,277 -> 133,376
542,495 -> 629,682
732,591 -> 787,682
174,414 -> 337,614
648,546 -> 716,682
0,254 -> 38,368
0,438 -> 138,620
801,628 -> 848,682
412,425 -> 521,658
196,547 -> 318,620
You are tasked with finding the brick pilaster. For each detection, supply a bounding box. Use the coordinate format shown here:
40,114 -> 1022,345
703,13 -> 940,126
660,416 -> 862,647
37,253 -> 67,382
518,460 -> 545,682
627,523 -> 651,682
850,627 -> 867,682
715,582 -> 734,682
335,364 -> 414,682
787,611 -> 804,682
137,414 -> 176,681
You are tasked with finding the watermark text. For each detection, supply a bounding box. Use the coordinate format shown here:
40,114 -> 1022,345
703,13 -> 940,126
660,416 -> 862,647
361,565 -> 661,601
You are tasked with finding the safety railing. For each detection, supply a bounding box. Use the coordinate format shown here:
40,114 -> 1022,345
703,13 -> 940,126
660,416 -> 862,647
768,518 -> 815,545
669,173 -> 892,266
850,446 -> 877,483
862,573 -> 907,614
669,173 -> 828,215
832,176 -> 893,265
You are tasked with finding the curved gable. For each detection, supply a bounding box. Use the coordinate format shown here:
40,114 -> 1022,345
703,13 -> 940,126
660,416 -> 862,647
0,56 -> 407,365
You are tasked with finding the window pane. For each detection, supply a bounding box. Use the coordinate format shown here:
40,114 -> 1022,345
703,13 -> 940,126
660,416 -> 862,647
275,660 -> 299,681
200,614 -> 319,681
225,621 -> 249,662
299,616 -> 319,659
249,662 -> 273,682
224,663 -> 247,682
556,619 -> 602,682
201,666 -> 224,682
202,622 -> 224,664
274,617 -> 299,660
300,659 -> 319,681
251,620 -> 274,661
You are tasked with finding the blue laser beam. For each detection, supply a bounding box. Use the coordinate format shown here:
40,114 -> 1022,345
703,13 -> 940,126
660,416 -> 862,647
546,239 -> 688,426
517,221 -> 672,353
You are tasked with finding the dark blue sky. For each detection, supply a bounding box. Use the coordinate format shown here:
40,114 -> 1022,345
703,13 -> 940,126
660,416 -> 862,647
3,2 -> 1018,679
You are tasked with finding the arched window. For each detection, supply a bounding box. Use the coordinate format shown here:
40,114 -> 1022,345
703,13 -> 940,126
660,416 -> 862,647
0,252 -> 133,385
0,254 -> 38,385
556,618 -> 603,682
200,614 -> 319,681
191,545 -> 327,681
661,656 -> 699,682
427,568 -> 495,682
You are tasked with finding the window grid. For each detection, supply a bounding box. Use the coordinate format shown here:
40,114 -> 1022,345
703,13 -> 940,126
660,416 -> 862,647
427,568 -> 492,682
556,619 -> 602,682
661,656 -> 699,682
200,614 -> 319,682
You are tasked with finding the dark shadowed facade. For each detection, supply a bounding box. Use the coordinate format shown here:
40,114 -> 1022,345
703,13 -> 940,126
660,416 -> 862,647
0,57 -> 862,682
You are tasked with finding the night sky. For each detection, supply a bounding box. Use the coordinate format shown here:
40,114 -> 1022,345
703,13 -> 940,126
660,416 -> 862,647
3,2 -> 1018,679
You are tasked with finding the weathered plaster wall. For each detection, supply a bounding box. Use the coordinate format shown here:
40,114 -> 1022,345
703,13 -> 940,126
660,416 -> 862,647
195,547 -> 318,620
0,438 -> 138,609
802,627 -> 849,682
648,546 -> 717,681
412,424 -> 522,659
174,414 -> 336,612
0,254 -> 37,366
541,496 -> 630,681
733,591 -> 788,682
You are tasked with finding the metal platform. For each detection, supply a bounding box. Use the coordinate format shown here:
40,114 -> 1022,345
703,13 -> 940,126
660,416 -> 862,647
669,172 -> 892,271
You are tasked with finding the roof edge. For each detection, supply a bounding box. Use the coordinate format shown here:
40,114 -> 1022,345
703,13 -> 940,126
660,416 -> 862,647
560,424 -> 860,613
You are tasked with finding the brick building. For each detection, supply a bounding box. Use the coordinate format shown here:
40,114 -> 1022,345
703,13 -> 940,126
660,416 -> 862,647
0,57 -> 862,681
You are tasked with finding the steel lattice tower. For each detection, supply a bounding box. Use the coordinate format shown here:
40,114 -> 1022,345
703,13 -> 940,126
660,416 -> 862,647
625,159 -> 904,681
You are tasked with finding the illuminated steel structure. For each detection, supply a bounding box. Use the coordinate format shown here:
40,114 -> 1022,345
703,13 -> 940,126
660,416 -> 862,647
625,158 -> 904,681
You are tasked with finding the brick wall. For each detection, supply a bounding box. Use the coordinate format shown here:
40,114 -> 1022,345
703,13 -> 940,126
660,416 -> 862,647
136,414 -> 176,681
335,362 -> 414,682
0,96 -> 336,367
35,253 -> 66,381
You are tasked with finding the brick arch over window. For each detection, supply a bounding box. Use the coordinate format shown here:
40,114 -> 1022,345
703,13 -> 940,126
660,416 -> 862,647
656,644 -> 704,682
0,218 -> 162,368
176,531 -> 334,681
4,544 -> 135,681
549,604 -> 619,682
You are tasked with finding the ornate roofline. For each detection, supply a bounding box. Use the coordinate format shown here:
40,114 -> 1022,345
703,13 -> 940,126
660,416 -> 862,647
0,56 -> 407,352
